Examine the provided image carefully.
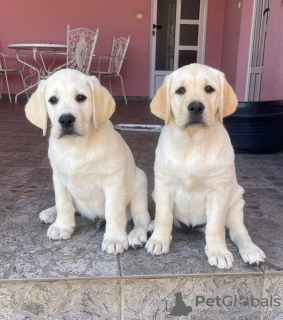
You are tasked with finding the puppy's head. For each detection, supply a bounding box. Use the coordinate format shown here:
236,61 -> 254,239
25,69 -> 115,138
151,64 -> 238,128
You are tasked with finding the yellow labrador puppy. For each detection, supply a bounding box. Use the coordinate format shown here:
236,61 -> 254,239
25,69 -> 150,254
146,64 -> 265,269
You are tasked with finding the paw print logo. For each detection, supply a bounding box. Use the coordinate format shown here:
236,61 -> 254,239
238,295 -> 249,306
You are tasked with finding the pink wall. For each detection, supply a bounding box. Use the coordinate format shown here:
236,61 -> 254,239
235,0 -> 254,101
1,0 -> 151,97
205,0 -> 226,70
1,0 -> 255,99
220,0 -> 253,101
220,0 -> 242,89
261,1 -> 283,101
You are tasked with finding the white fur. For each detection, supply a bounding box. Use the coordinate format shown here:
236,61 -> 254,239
25,69 -> 150,254
146,64 -> 266,269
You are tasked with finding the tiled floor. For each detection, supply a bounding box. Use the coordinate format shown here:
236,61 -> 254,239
0,98 -> 283,319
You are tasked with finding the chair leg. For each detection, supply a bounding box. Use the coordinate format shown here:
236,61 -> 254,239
19,72 -> 29,100
4,72 -> 12,103
119,75 -> 127,105
0,74 -> 2,99
108,78 -> 112,95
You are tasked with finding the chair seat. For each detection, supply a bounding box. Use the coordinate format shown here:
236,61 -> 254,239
0,69 -> 19,73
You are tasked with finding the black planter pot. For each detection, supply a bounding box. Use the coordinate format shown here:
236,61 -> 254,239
223,100 -> 283,154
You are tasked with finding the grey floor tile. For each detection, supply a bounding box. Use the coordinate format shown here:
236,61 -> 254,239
261,275 -> 283,319
0,190 -> 119,280
120,225 -> 263,277
122,275 -> 263,320
0,279 -> 120,319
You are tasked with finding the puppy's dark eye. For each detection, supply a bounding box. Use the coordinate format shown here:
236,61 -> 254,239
76,94 -> 87,102
176,87 -> 186,95
49,96 -> 58,104
205,85 -> 215,94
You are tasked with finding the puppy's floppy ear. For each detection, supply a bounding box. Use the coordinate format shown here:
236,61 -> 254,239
217,71 -> 238,123
88,76 -> 115,130
150,74 -> 172,125
25,81 -> 48,136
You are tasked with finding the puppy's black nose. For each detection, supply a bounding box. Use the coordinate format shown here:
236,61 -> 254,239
59,114 -> 76,129
188,101 -> 205,115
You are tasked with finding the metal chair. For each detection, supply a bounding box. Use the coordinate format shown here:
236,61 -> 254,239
90,36 -> 130,104
41,25 -> 99,75
0,53 -> 27,103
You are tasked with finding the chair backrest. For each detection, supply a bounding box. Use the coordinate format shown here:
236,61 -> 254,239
67,25 -> 99,74
108,36 -> 130,75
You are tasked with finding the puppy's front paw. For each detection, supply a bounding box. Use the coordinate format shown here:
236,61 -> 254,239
128,228 -> 147,248
102,232 -> 129,255
239,242 -> 266,266
145,233 -> 171,255
39,207 -> 56,224
47,222 -> 75,240
205,247 -> 234,269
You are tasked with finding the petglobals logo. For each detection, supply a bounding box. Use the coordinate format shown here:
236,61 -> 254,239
196,295 -> 281,308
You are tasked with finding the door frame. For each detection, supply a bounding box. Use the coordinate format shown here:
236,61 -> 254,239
149,0 -> 208,99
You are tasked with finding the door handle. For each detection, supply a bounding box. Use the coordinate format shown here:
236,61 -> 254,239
153,24 -> 162,30
263,7 -> 269,15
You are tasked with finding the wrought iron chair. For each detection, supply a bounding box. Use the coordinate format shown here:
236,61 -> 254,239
90,36 -> 130,104
0,53 -> 28,103
41,25 -> 99,75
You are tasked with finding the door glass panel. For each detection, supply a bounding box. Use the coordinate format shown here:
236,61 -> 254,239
178,50 -> 197,68
155,0 -> 176,71
181,0 -> 200,20
179,24 -> 199,46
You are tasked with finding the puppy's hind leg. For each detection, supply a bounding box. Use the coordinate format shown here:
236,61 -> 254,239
128,168 -> 151,248
39,206 -> 57,224
226,196 -> 266,266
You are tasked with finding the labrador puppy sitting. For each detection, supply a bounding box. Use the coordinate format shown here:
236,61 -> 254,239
25,69 -> 150,254
145,64 -> 265,269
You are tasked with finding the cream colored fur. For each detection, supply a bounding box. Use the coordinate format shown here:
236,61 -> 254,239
25,69 -> 150,254
146,64 -> 265,269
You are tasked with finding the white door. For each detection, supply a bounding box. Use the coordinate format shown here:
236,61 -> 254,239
149,0 -> 207,99
247,0 -> 270,101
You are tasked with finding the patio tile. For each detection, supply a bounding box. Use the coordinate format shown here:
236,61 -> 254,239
122,275 -> 263,319
120,223 -> 263,277
0,189 -> 119,280
261,275 -> 283,319
0,151 -> 45,167
0,279 -> 120,319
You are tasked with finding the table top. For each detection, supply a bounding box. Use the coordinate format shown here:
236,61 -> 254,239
8,43 -> 67,51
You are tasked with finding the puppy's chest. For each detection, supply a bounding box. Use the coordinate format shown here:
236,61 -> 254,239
52,156 -> 104,196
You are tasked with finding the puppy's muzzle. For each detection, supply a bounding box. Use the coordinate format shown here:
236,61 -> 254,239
58,114 -> 77,136
186,101 -> 205,126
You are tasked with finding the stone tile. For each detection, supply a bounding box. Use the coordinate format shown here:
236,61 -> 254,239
235,151 -> 283,168
0,190 -> 119,280
120,224 -> 263,277
0,151 -> 45,167
243,188 -> 283,273
261,275 -> 283,319
122,275 -> 263,319
0,279 -> 120,319
0,167 -> 34,190
236,167 -> 272,188
26,167 -> 53,190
